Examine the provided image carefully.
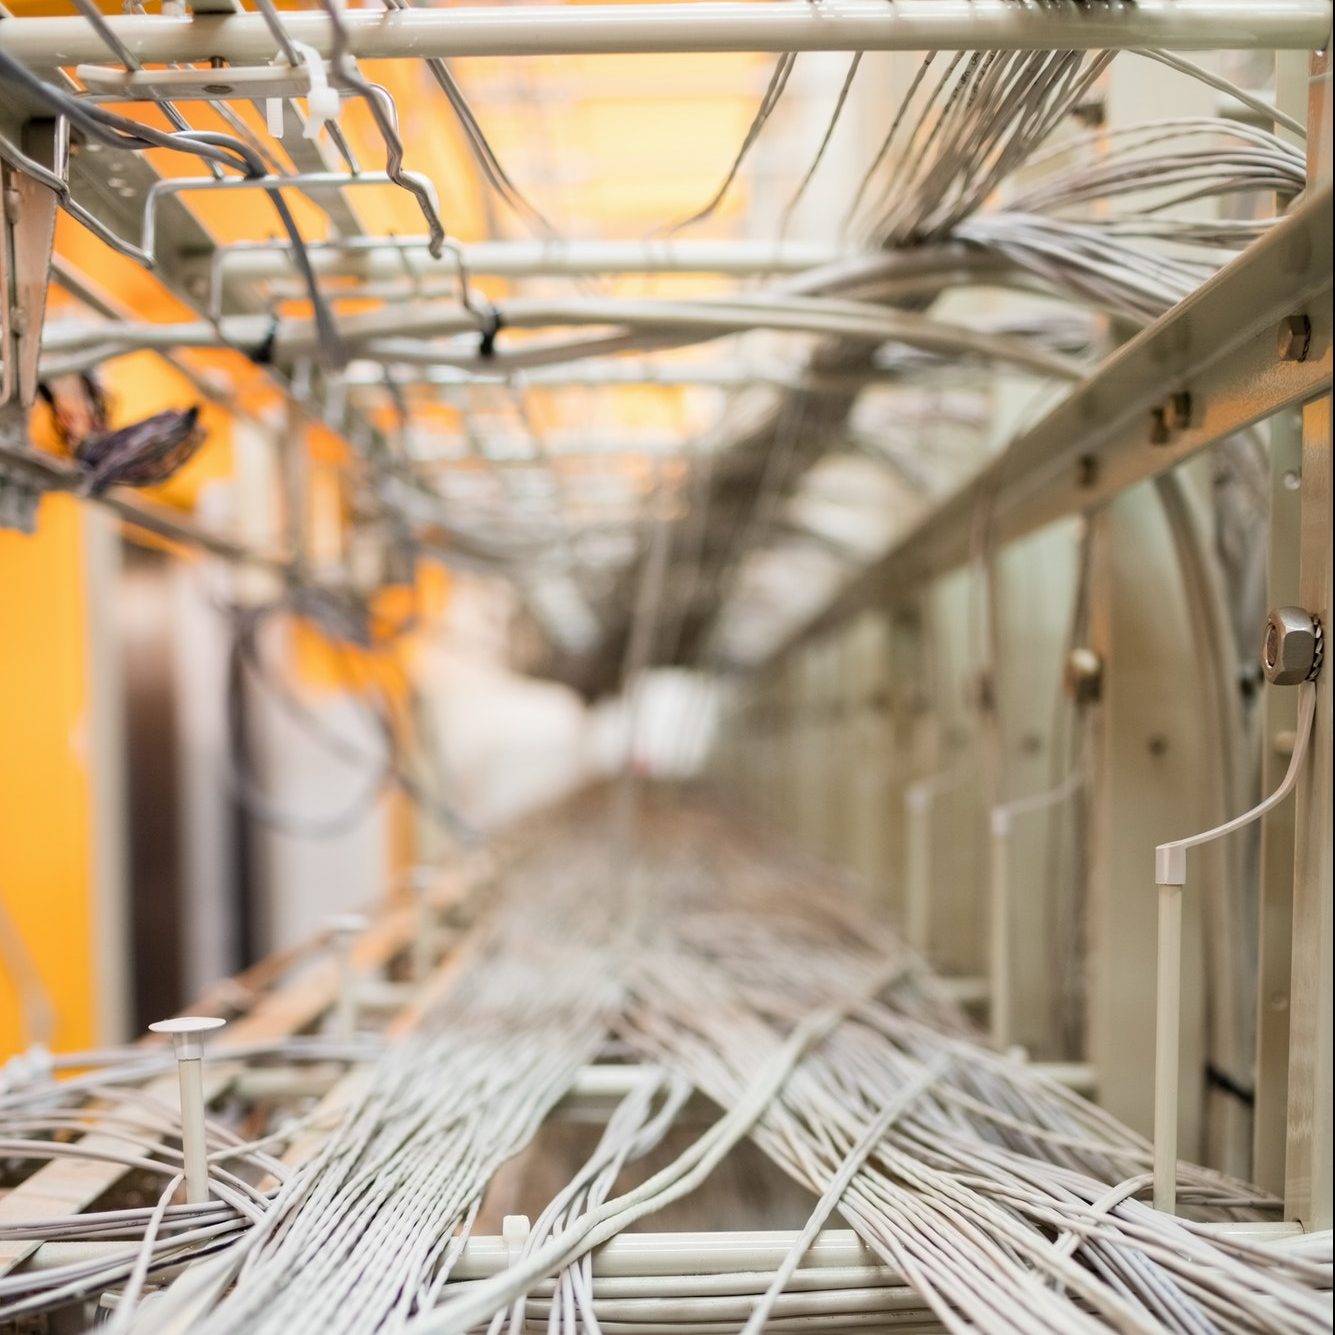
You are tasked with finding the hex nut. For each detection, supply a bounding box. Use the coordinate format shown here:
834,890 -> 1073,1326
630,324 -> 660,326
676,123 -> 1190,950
1277,315 -> 1312,363
1261,606 -> 1321,685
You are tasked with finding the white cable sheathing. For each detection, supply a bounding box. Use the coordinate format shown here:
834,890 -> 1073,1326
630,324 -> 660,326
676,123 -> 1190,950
1,800 -> 1330,1333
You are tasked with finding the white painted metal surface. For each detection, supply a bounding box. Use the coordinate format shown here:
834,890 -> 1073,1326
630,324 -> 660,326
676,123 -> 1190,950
0,1 -> 1327,67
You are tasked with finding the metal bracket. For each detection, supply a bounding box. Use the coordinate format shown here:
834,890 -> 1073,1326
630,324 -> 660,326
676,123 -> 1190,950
0,120 -> 64,532
1,120 -> 63,412
0,392 -> 42,533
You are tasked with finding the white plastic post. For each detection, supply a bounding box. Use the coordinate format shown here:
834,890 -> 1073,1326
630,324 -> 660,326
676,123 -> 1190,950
1151,681 -> 1317,1214
148,1016 -> 226,1205
1153,879 -> 1183,1213
326,915 -> 367,1042
904,784 -> 931,956
409,868 -> 437,984
989,810 -> 1012,1050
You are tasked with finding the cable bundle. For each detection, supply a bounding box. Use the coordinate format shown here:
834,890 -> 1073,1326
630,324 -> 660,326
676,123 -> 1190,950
4,794 -> 1326,1333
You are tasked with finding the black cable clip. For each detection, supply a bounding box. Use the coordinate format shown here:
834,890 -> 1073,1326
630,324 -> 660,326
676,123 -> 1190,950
478,303 -> 503,359
249,313 -> 282,366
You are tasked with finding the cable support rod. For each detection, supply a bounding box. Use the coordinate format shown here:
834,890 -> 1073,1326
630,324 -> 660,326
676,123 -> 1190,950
0,2 -> 1328,68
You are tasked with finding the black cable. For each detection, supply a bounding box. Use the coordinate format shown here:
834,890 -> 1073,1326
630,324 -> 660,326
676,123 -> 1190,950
223,595 -> 476,844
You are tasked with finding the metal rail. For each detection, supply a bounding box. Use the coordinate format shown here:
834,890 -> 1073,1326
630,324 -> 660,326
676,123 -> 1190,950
0,1 -> 1327,67
766,184 -> 1334,666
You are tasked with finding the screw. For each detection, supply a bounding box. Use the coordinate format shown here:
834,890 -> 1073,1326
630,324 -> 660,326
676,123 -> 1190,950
1076,454 -> 1099,489
1148,734 -> 1169,757
202,83 -> 233,95
326,915 -> 367,1041
1277,315 -> 1312,363
148,1016 -> 226,1204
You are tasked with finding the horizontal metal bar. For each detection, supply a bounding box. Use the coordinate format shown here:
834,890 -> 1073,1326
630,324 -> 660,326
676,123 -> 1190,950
22,1219 -> 1305,1288
340,361 -> 918,394
210,237 -> 853,284
446,1220 -> 1307,1280
0,1 -> 1326,67
769,186 -> 1334,663
76,61 -> 327,101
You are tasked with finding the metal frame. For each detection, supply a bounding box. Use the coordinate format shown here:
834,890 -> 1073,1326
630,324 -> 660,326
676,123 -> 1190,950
773,185 -> 1333,656
0,0 -> 1329,1259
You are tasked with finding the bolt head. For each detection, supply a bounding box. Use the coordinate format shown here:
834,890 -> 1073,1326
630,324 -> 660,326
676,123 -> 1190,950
1277,315 -> 1312,363
1261,606 -> 1320,685
1064,647 -> 1103,705
326,913 -> 368,939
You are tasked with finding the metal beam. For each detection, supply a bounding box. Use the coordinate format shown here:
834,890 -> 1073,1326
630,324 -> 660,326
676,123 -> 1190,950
0,1 -> 1327,67
768,186 -> 1334,664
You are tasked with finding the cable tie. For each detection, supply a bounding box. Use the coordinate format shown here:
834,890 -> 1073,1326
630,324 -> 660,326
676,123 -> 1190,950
295,43 -> 341,142
249,314 -> 283,367
478,304 -> 504,359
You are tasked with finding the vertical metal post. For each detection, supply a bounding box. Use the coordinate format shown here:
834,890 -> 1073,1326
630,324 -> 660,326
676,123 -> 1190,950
1254,408 -> 1302,1195
1283,46 -> 1332,1234
1285,390 -> 1332,1229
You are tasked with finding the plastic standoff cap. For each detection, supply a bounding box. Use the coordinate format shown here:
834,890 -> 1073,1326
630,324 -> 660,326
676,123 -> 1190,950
326,913 -> 368,938
407,865 -> 437,894
149,1015 -> 226,1061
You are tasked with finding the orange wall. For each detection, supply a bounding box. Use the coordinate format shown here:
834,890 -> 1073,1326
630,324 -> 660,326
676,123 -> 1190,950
0,495 -> 96,1056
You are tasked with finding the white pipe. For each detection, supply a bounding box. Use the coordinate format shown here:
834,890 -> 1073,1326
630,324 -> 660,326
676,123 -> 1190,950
0,2 -> 1325,67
